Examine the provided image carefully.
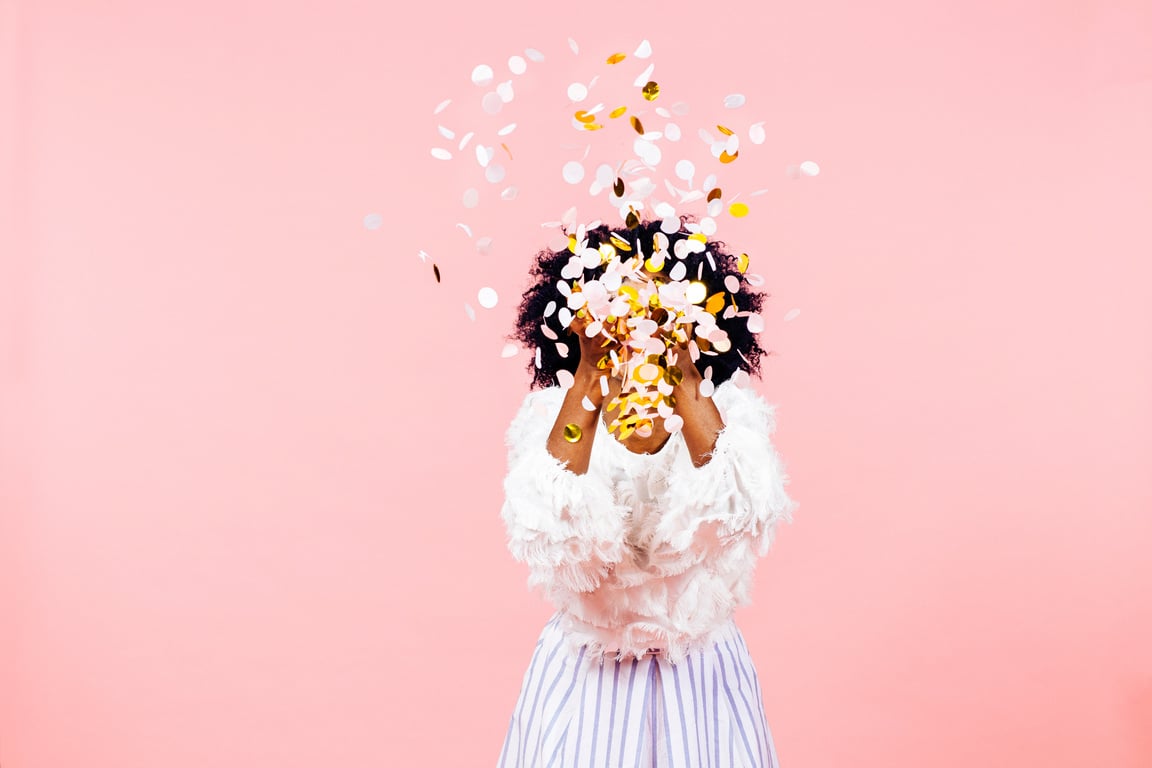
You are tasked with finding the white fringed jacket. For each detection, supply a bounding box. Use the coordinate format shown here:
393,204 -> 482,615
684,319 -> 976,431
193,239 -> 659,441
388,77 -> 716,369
501,379 -> 798,665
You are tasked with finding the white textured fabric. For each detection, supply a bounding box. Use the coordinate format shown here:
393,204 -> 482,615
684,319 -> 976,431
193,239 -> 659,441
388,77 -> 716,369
501,379 -> 798,666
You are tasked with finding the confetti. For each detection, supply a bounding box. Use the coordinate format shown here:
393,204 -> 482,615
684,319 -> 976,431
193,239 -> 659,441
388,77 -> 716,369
562,161 -> 585,184
607,52 -> 627,64
723,93 -> 746,108
641,81 -> 660,101
729,202 -> 749,217
471,65 -> 494,86
634,40 -> 653,58
430,148 -> 452,160
464,302 -> 476,321
749,122 -> 766,145
500,342 -> 519,358
525,47 -> 545,62
478,286 -> 499,308
363,213 -> 382,230
433,99 -> 451,114
497,123 -> 517,136
563,422 -> 583,441
433,263 -> 441,282
568,83 -> 589,102
800,160 -> 820,176
462,188 -> 479,208
508,55 -> 527,75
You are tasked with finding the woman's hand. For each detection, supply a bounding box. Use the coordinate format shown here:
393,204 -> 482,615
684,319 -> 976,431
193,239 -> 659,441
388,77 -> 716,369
668,339 -> 725,467
569,313 -> 620,378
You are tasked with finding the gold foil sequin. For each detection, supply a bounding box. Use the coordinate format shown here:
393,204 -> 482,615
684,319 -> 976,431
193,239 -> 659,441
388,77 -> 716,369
641,81 -> 660,100
610,234 -> 632,251
716,124 -> 734,136
705,292 -> 726,314
607,52 -> 627,64
574,110 -> 596,123
720,150 -> 739,163
729,202 -> 749,217
583,123 -> 604,131
613,177 -> 625,197
563,423 -> 583,443
433,263 -> 441,283
737,253 -> 750,273
707,188 -> 723,202
626,210 -> 640,229
610,106 -> 628,118
630,116 -> 645,135
665,365 -> 684,386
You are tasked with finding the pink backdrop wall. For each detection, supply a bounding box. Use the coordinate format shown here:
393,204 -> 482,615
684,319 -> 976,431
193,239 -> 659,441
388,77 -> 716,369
2,0 -> 1150,766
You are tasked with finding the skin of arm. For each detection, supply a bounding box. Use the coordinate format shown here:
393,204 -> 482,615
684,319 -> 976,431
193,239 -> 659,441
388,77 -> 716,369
670,345 -> 726,468
545,316 -> 617,475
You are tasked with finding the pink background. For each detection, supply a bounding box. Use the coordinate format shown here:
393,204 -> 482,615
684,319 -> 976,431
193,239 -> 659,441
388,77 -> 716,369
2,0 -> 1150,766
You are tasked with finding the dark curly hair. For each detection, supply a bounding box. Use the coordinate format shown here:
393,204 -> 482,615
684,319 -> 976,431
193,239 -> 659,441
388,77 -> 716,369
509,217 -> 775,390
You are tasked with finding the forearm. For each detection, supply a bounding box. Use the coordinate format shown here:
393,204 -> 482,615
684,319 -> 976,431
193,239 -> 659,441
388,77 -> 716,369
545,369 -> 608,475
673,375 -> 725,468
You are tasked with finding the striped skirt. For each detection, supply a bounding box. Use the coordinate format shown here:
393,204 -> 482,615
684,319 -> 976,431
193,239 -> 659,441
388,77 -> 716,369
498,612 -> 780,767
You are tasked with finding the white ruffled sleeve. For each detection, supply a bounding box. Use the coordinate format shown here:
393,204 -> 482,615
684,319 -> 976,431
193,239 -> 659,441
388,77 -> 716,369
500,387 -> 632,594
646,381 -> 799,575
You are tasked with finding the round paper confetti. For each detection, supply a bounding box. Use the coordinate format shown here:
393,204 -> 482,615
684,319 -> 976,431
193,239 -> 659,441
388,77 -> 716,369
464,302 -> 476,321
433,99 -> 451,114
496,80 -> 515,103
749,122 -> 766,145
664,123 -> 681,141
562,161 -> 586,184
462,188 -> 479,208
430,148 -> 452,160
501,186 -> 518,201
478,286 -> 498,308
675,160 -> 695,181
567,82 -> 588,102
634,39 -> 653,58
508,55 -> 527,75
723,93 -> 746,109
747,314 -> 765,333
471,65 -> 494,86
500,342 -> 519,358
800,160 -> 820,176
481,92 -> 503,114
485,163 -> 506,183
525,47 -> 544,62
363,213 -> 382,230
497,123 -> 517,136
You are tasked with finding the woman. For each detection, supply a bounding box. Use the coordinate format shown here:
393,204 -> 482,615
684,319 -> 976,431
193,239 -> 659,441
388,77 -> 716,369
498,219 -> 799,767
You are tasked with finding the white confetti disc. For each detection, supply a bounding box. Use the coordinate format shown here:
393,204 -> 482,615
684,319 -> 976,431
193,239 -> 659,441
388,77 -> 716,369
485,163 -> 506,183
672,101 -> 690,116
478,286 -> 498,308
562,161 -> 585,184
433,99 -> 451,114
430,147 -> 452,160
462,188 -> 479,208
481,91 -> 503,114
675,159 -> 695,181
749,122 -> 766,145
800,160 -> 820,176
699,379 -> 715,397
464,302 -> 476,322
501,186 -> 518,201
663,414 -> 684,433
700,217 -> 718,236
633,138 -> 662,166
508,55 -> 527,75
724,275 -> 741,292
634,39 -> 653,58
784,308 -> 801,321
456,222 -> 473,238
496,80 -> 515,103
747,314 -> 765,333
457,131 -> 474,150
363,213 -> 382,230
567,82 -> 588,102
664,123 -> 681,141
437,125 -> 455,140
568,37 -> 579,54
557,369 -> 575,389
500,342 -> 519,358
556,343 -> 570,359
723,93 -> 746,108
525,47 -> 545,62
497,122 -> 517,136
417,249 -> 429,262
633,63 -> 655,87
475,236 -> 493,253
581,395 -> 596,412
471,65 -> 494,87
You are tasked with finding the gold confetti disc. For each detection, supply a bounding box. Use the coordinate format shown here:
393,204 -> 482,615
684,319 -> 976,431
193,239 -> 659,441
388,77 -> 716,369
574,110 -> 596,123
665,365 -> 684,386
705,292 -> 726,314
626,210 -> 640,229
610,233 -> 632,251
729,202 -> 750,217
716,124 -> 734,136
613,177 -> 625,197
606,52 -> 627,64
737,253 -> 750,273
433,263 -> 441,283
610,106 -> 628,118
641,81 -> 660,101
720,150 -> 739,164
630,116 -> 645,135
686,281 -> 707,304
563,423 -> 583,442
707,188 -> 723,202
583,123 -> 604,131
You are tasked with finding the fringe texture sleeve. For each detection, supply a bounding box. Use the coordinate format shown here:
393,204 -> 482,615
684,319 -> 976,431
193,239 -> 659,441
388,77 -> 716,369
645,381 -> 799,577
500,387 -> 631,594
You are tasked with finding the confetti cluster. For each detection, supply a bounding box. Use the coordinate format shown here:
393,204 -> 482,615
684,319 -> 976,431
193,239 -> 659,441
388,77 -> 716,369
420,37 -> 813,439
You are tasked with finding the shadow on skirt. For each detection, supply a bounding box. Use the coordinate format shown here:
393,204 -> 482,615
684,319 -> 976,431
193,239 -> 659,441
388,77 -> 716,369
498,612 -> 780,767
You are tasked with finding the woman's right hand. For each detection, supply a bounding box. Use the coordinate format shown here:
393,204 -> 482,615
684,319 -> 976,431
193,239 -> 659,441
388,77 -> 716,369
569,313 -> 620,378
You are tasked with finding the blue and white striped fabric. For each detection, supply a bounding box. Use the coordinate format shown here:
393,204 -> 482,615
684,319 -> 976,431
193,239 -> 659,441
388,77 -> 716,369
498,612 -> 779,767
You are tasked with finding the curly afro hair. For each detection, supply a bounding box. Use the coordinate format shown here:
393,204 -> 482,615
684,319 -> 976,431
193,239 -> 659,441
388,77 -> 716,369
509,217 -> 775,391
